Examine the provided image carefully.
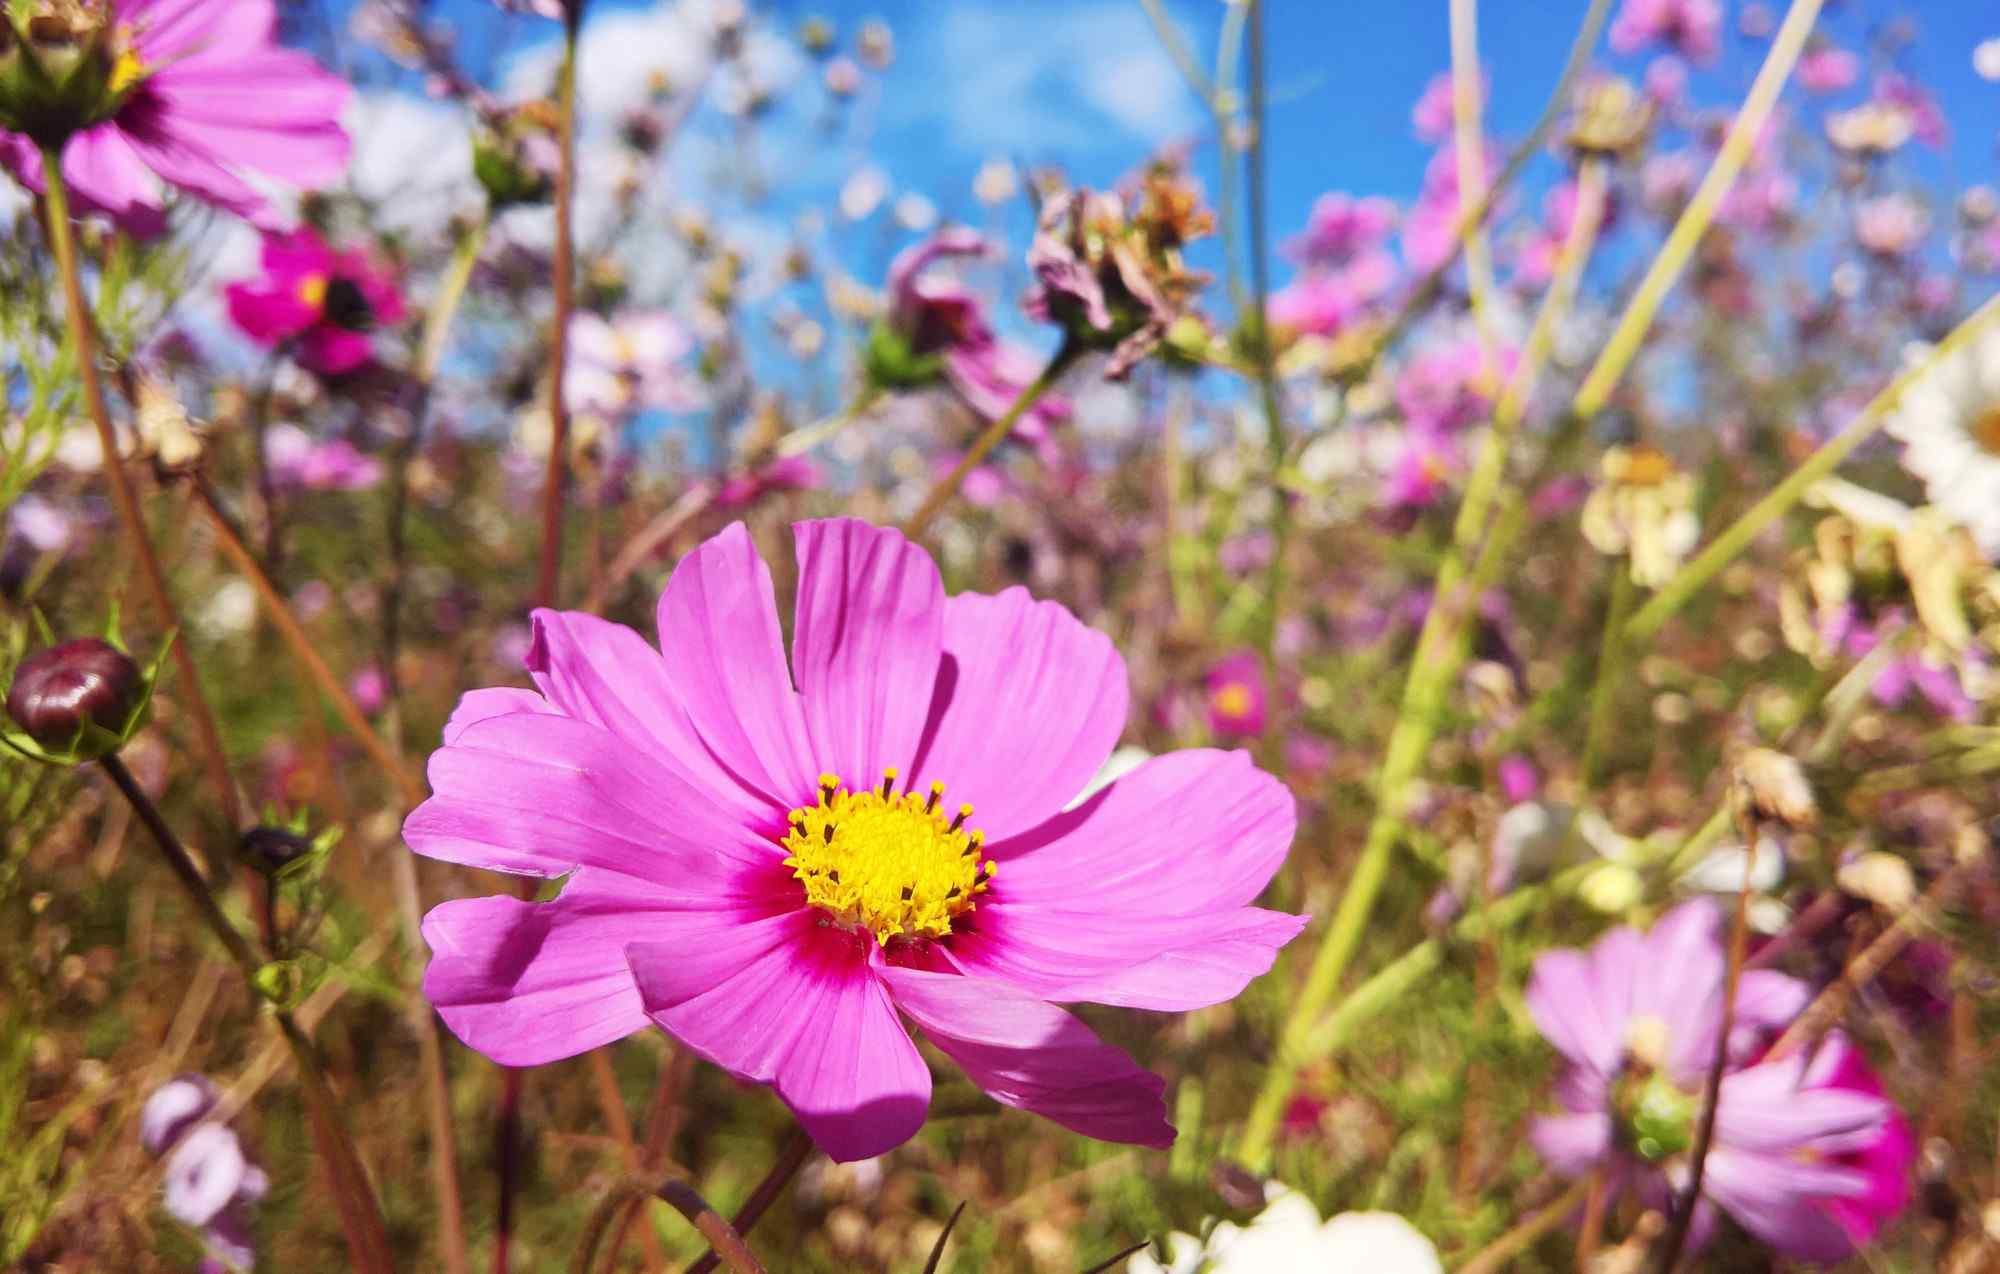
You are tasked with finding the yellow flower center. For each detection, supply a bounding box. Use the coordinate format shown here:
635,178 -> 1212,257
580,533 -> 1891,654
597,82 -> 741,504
108,47 -> 146,95
297,273 -> 330,310
783,771 -> 995,945
1971,406 -> 2000,457
1211,683 -> 1254,718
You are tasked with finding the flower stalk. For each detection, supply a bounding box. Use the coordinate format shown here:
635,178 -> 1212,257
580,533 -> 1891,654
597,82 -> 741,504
903,343 -> 1077,538
39,146 -> 241,832
97,752 -> 392,1274
534,12 -> 583,612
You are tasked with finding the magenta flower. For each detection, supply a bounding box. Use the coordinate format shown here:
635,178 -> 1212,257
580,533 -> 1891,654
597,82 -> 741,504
263,424 -> 384,492
1799,44 -> 1860,94
1382,430 -> 1460,514
1609,0 -> 1722,63
0,0 -> 350,230
1527,901 -> 1914,1261
883,229 -> 1071,441
715,455 -> 824,511
1410,70 -> 1484,145
226,230 -> 405,376
1395,338 -> 1512,435
1402,143 -> 1505,273
1285,192 -> 1398,267
410,519 -> 1303,1161
1204,651 -> 1268,739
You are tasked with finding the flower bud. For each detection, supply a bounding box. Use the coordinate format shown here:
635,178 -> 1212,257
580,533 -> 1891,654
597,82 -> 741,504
5,637 -> 142,749
1736,747 -> 1817,829
240,826 -> 314,874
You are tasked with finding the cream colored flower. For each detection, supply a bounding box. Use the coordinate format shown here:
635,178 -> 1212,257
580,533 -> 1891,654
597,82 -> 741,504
1884,326 -> 2000,558
1128,1185 -> 1442,1274
1581,445 -> 1700,587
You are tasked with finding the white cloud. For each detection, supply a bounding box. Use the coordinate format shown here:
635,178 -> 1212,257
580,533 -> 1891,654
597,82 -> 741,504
901,1 -> 1203,155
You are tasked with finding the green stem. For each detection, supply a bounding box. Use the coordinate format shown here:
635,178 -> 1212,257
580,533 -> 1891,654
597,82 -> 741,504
902,345 -> 1076,538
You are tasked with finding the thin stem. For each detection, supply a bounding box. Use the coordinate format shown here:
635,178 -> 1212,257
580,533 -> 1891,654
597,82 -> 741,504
902,345 -> 1077,538
99,753 -> 393,1274
1448,0 -> 1498,376
1570,0 -> 1825,420
685,1127 -> 814,1274
1651,805 -> 1756,1274
534,14 -> 583,611
922,1201 -> 968,1274
571,1175 -> 767,1274
1627,289 -> 2000,640
1244,0 -> 1291,656
40,148 -> 241,833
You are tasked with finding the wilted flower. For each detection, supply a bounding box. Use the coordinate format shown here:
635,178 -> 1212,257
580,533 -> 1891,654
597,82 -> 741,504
411,519 -> 1303,1161
1580,445 -> 1701,587
1129,1184 -> 1443,1274
472,98 -> 560,209
1025,168 -> 1212,378
1568,76 -> 1651,157
0,0 -> 350,231
1528,900 -> 1914,1262
226,230 -> 406,377
872,228 -> 1071,440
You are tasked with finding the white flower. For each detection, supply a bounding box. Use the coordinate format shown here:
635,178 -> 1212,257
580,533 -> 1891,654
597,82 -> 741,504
1884,326 -> 2000,558
1128,1186 -> 1442,1274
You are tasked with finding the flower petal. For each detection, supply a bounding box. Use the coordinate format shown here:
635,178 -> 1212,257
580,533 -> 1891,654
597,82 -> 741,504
882,965 -> 1172,1148
527,607 -> 788,827
405,710 -> 782,888
654,523 -> 818,811
1033,908 -> 1309,1011
911,587 -> 1128,842
441,687 -> 553,745
420,871 -> 721,1066
790,519 -> 944,787
630,919 -> 930,1161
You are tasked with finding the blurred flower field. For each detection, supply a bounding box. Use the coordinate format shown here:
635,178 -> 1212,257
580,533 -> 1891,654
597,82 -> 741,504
6,0 -> 2000,1270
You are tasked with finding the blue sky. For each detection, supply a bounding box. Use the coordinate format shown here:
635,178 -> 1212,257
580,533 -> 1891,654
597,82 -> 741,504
341,0 -> 2000,241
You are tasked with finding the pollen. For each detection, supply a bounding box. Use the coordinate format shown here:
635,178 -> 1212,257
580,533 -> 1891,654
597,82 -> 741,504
297,273 -> 331,310
782,771 -> 996,945
108,49 -> 147,96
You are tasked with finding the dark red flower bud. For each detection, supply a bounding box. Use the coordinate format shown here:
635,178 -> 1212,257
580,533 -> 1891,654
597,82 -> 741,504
5,637 -> 142,746
240,826 -> 314,873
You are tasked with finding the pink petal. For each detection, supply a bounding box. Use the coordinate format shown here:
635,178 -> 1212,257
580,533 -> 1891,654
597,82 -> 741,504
1529,1111 -> 1612,1176
949,749 -> 1298,1006
300,327 -> 373,375
526,608 -> 786,827
126,0 -> 276,62
630,919 -> 930,1161
225,281 -> 315,344
790,519 -> 944,788
404,710 -> 784,890
655,523 -> 819,812
1703,1147 -> 1869,1262
883,966 -> 1171,1148
59,123 -> 163,222
441,687 -> 554,744
1524,949 -> 1624,1077
912,587 -> 1128,841
422,871 -> 687,1066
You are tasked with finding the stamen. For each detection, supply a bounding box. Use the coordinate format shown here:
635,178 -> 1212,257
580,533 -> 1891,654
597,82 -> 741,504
881,768 -> 898,798
950,803 -> 973,832
781,774 -> 993,945
925,781 -> 944,812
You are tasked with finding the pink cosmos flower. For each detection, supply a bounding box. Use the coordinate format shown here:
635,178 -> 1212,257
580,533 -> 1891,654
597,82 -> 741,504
1395,338 -> 1512,435
1853,193 -> 1929,258
567,310 -> 700,418
1268,251 -> 1397,339
1799,45 -> 1860,94
226,230 -> 406,376
1381,429 -> 1460,514
1204,651 -> 1268,739
1403,144 -> 1504,274
885,229 -> 1071,442
1411,71 -> 1483,145
1528,901 -> 1914,1261
1285,192 -> 1398,267
715,455 -> 825,510
0,0 -> 350,231
1644,55 -> 1689,108
1874,73 -> 1946,149
1609,0 -> 1722,63
263,423 -> 384,491
410,519 -> 1304,1161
